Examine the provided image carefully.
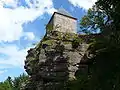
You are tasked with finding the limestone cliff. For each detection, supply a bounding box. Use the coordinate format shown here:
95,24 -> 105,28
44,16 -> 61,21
24,31 -> 95,90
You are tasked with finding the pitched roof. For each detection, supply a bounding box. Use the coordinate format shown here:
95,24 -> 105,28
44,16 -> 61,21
47,8 -> 77,25
57,8 -> 73,17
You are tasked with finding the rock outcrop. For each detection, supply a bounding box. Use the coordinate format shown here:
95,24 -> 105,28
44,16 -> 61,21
24,31 -> 95,90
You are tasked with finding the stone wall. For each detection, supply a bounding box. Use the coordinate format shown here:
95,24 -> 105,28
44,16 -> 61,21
53,13 -> 77,33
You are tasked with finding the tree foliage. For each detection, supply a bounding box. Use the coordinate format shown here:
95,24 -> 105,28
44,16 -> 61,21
0,73 -> 28,90
80,0 -> 120,47
96,0 -> 120,28
80,6 -> 106,34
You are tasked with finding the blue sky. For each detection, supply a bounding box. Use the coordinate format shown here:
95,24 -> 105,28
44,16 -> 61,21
0,0 -> 96,81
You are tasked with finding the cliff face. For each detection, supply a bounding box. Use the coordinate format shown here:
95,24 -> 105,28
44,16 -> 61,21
24,31 -> 94,90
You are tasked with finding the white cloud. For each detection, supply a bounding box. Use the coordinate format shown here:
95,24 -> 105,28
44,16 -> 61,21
23,32 -> 35,40
68,0 -> 97,9
0,45 -> 33,69
0,65 -> 12,69
0,0 -> 56,42
0,0 -> 18,8
0,70 -> 7,75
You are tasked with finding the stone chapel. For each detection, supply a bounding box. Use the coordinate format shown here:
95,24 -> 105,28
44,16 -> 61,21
47,8 -> 77,33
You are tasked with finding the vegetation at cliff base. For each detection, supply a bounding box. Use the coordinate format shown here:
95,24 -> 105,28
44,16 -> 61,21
0,73 -> 28,90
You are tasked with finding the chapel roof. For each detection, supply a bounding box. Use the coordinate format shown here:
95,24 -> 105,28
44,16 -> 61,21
57,8 -> 73,17
47,8 -> 77,25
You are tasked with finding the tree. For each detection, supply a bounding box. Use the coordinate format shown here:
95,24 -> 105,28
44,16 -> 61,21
80,0 -> 120,34
96,0 -> 120,29
13,73 -> 28,90
95,0 -> 120,47
80,0 -> 120,48
80,6 -> 106,34
0,73 -> 28,90
0,77 -> 13,90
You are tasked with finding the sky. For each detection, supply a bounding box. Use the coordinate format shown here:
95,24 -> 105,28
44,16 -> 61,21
0,0 -> 97,81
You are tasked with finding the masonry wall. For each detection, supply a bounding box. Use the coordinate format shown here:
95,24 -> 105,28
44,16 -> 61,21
53,13 -> 77,33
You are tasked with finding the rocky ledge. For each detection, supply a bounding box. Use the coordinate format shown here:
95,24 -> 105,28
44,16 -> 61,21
24,31 -> 95,90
